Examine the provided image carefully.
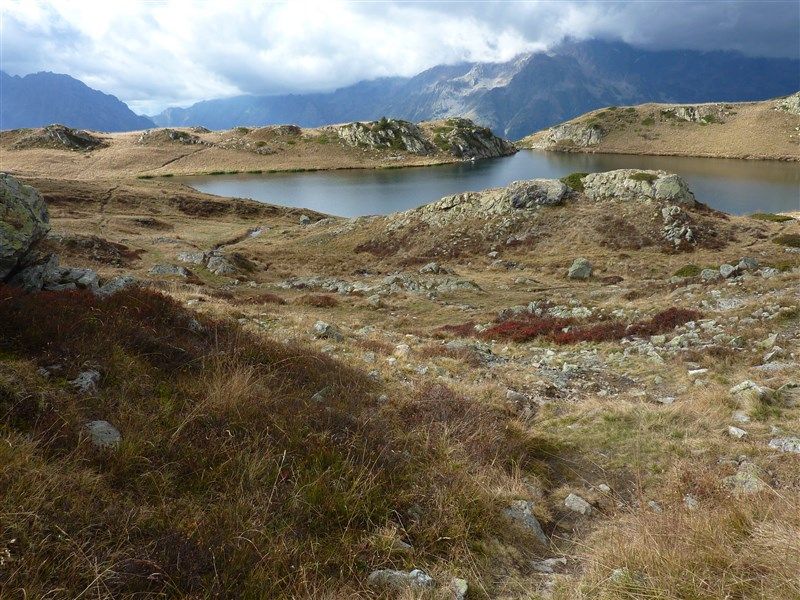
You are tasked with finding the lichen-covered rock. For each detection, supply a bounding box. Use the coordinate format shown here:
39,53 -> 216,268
367,568 -> 435,592
85,420 -> 121,448
568,258 -> 593,280
9,253 -> 98,292
583,170 -> 696,205
526,122 -> 603,149
1,173 -> 50,280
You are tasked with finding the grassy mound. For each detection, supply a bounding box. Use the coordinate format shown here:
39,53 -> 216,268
0,286 -> 553,597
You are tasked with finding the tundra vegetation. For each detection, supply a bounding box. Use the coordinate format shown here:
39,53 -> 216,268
0,120 -> 799,599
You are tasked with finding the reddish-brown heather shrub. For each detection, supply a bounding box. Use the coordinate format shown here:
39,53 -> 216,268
437,321 -> 478,337
481,317 -> 574,343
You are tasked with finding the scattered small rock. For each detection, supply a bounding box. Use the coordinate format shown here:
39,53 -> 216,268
768,437 -> 800,454
564,493 -> 592,515
71,370 -> 100,394
367,569 -> 435,592
84,420 -> 121,448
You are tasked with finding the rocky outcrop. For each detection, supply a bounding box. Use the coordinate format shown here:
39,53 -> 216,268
334,119 -> 436,155
388,178 -> 568,229
1,174 -> 130,294
12,124 -> 106,151
525,122 -> 603,150
429,117 -> 517,159
332,117 -> 516,159
137,128 -> 206,146
582,170 -> 696,205
1,173 -> 50,279
775,91 -> 800,115
660,105 -> 731,124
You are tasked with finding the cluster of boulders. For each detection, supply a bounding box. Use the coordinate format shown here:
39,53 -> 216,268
1,173 -> 134,296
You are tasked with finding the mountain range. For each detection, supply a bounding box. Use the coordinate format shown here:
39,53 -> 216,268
153,40 -> 799,139
2,40 -> 798,138
0,71 -> 154,132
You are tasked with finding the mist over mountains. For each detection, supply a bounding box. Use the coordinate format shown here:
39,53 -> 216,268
151,40 -> 799,139
2,40 -> 798,138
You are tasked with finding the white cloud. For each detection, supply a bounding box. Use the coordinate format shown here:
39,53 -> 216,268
1,0 -> 797,114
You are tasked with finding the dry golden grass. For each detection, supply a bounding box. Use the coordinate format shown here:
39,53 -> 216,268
520,98 -> 800,161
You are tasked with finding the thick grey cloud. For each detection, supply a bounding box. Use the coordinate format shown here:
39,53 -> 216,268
1,1 -> 798,114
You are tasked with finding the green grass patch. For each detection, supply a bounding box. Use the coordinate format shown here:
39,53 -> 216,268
673,264 -> 703,278
642,116 -> 656,126
560,172 -> 589,192
629,172 -> 658,183
750,213 -> 794,223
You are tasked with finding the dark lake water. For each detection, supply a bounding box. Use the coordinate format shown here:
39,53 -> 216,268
180,150 -> 800,217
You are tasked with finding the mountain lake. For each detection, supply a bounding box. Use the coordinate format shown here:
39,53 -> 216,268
179,150 -> 800,217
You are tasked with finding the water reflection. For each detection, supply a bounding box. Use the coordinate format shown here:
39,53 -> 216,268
180,150 -> 800,217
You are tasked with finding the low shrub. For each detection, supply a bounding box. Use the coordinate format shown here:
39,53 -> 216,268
773,233 -> 800,248
560,171 -> 589,192
673,264 -> 703,277
481,316 -> 574,343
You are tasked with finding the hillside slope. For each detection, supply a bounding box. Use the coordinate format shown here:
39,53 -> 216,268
0,71 -> 154,132
0,118 -> 515,180
518,93 -> 800,161
1,168 -> 799,598
152,40 -> 800,139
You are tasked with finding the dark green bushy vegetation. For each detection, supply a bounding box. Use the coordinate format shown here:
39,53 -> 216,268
560,172 -> 589,192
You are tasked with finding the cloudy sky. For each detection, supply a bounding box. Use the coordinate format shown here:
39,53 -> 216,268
2,0 -> 798,114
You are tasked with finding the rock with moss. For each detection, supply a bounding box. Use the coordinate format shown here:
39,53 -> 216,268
582,169 -> 696,205
1,173 -> 51,280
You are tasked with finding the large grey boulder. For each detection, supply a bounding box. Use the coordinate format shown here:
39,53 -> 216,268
0,173 -> 50,280
582,170 -> 696,205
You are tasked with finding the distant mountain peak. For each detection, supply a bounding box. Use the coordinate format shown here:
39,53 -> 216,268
0,70 -> 154,132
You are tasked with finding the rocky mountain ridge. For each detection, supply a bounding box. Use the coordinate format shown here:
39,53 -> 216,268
152,40 -> 800,139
